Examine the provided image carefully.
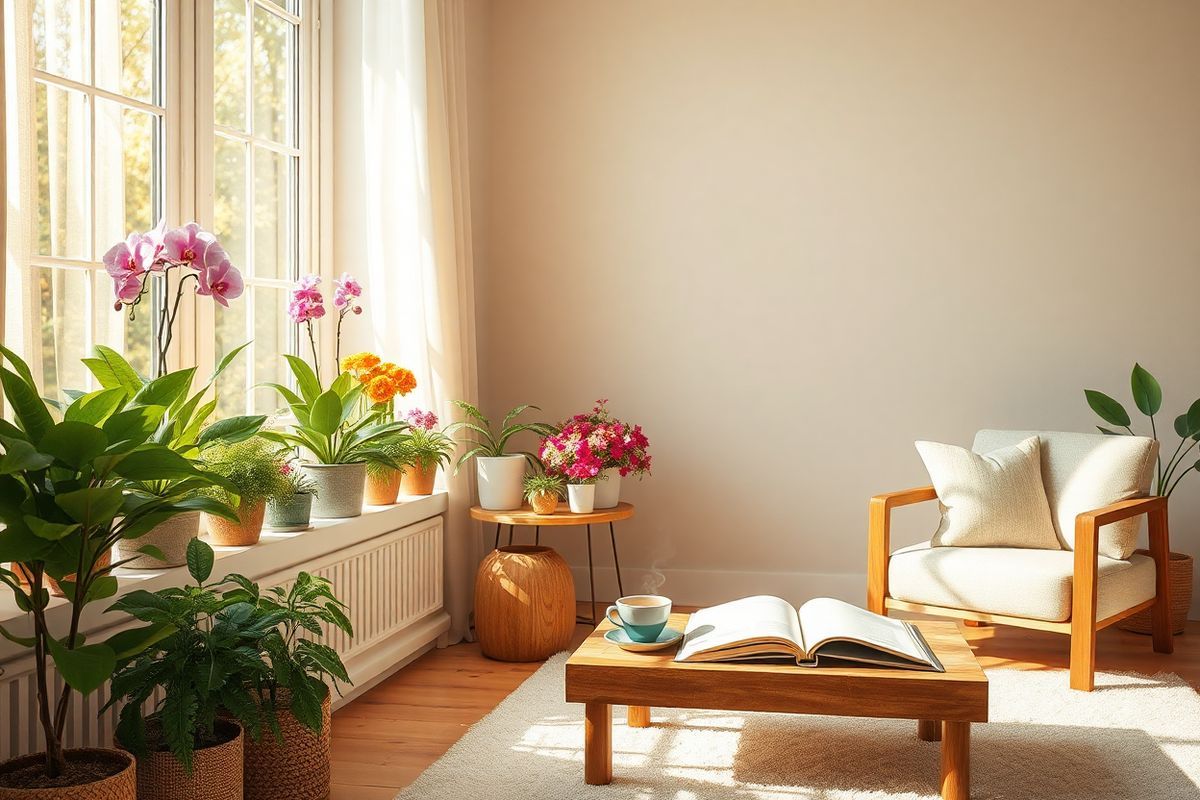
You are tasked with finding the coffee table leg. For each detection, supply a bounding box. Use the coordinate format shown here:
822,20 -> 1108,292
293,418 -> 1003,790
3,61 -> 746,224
627,705 -> 651,728
940,721 -> 969,800
917,719 -> 942,741
585,702 -> 612,785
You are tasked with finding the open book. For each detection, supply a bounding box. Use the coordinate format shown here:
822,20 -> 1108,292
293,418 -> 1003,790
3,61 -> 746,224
675,596 -> 944,671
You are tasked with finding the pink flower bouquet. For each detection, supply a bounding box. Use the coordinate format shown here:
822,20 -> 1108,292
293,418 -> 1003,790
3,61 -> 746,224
538,400 -> 652,484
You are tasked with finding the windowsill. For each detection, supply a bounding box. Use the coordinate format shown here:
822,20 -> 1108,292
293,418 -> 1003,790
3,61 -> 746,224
0,492 -> 448,664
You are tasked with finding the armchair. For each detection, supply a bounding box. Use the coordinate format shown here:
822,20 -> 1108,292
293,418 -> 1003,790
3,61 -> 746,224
867,430 -> 1174,691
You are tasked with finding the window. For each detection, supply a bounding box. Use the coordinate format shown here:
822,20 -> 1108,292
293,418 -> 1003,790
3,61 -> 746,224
4,0 -> 319,408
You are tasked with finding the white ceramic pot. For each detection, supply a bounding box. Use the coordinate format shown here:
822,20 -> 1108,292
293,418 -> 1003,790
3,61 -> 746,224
567,483 -> 596,514
593,467 -> 622,509
302,462 -> 367,518
476,455 -> 526,510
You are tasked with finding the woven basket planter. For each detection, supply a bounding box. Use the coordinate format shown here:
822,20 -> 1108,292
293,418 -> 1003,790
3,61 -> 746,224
528,491 -> 559,515
364,469 -> 402,505
126,718 -> 243,800
399,462 -> 437,496
1117,550 -> 1193,635
116,511 -> 200,569
242,690 -> 331,800
205,500 -> 266,547
0,748 -> 135,799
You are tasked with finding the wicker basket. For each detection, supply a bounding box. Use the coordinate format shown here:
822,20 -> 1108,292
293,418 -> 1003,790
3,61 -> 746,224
1117,550 -> 1193,635
127,718 -> 244,800
0,748 -> 135,799
243,689 -> 331,800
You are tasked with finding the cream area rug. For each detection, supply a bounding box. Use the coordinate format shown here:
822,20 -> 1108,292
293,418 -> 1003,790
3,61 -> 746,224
396,654 -> 1200,799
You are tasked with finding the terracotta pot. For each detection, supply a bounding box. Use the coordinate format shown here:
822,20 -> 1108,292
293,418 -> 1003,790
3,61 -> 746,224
364,469 -> 402,506
242,689 -> 331,800
0,748 -> 135,799
399,462 -> 437,496
205,500 -> 266,547
475,545 -> 575,662
116,512 -> 200,569
528,491 -> 559,515
126,718 -> 243,800
13,550 -> 112,598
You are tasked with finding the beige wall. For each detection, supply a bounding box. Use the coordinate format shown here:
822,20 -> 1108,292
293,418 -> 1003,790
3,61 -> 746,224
468,1 -> 1200,613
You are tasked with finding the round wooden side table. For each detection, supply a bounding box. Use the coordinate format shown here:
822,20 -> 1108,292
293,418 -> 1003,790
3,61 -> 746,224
470,502 -> 635,625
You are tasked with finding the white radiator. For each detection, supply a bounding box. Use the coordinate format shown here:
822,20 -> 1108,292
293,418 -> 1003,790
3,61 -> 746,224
0,514 -> 446,761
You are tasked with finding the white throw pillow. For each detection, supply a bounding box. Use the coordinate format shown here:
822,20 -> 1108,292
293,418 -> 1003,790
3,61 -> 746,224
916,437 -> 1061,550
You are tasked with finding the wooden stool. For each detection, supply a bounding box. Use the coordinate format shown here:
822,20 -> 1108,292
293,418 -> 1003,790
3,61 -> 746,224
475,545 -> 575,661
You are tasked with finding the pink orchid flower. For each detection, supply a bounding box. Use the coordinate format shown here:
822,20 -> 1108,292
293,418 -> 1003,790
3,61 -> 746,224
161,222 -> 214,269
197,242 -> 244,307
112,272 -> 143,305
102,233 -> 155,279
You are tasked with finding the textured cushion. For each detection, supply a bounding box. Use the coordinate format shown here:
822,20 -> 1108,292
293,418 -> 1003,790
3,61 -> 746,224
972,430 -> 1158,559
916,437 -> 1060,550
888,542 -> 1156,622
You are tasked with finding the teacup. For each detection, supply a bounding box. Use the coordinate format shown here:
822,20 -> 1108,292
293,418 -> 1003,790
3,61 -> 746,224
606,595 -> 672,643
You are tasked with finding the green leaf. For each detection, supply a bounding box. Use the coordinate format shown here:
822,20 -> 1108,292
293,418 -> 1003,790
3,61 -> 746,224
0,367 -> 54,442
112,447 -> 201,482
187,537 -> 214,583
0,343 -> 37,388
134,544 -> 166,561
172,495 -> 238,522
89,345 -> 144,395
107,589 -> 176,623
309,390 -> 343,436
1085,389 -> 1131,428
24,516 -> 80,541
1130,363 -> 1163,417
259,382 -> 304,407
0,622 -> 35,648
104,622 -> 176,660
46,638 -> 116,695
209,341 -> 251,385
131,368 -> 196,408
1175,414 -> 1190,438
288,676 -> 324,732
86,575 -> 119,603
103,406 -> 167,448
64,387 -> 127,425
1187,399 -> 1200,438
330,370 -> 354,398
38,421 -> 109,468
0,436 -> 54,474
55,486 -> 126,527
197,415 -> 266,448
284,355 -> 322,405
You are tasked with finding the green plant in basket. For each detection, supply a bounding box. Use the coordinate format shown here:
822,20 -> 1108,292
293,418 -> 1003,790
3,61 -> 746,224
446,401 -> 558,472
524,474 -> 566,501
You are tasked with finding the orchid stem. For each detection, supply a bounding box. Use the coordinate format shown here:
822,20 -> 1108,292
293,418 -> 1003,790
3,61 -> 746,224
307,322 -> 321,385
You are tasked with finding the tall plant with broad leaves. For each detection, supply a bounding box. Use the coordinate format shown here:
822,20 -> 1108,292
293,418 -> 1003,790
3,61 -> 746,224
261,356 -> 406,465
0,347 -> 238,780
105,540 -> 276,772
1085,362 -> 1200,497
446,401 -> 558,472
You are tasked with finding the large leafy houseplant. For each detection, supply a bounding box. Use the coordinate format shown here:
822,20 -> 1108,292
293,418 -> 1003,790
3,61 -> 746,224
1085,362 -> 1200,498
0,347 -> 237,782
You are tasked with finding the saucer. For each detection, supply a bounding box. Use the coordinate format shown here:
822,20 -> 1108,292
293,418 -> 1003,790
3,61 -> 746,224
604,626 -> 684,652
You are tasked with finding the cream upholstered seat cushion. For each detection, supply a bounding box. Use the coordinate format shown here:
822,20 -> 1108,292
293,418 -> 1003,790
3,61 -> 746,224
888,541 -> 1156,622
972,430 -> 1158,559
916,436 -> 1061,550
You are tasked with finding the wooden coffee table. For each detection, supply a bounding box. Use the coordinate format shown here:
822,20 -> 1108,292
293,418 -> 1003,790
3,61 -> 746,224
565,613 -> 988,800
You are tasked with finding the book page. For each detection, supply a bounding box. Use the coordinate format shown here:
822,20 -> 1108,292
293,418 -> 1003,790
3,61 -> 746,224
797,597 -> 929,664
676,595 -> 805,662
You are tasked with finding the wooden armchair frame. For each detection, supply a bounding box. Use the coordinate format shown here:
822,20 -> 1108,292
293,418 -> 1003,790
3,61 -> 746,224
867,486 -> 1173,691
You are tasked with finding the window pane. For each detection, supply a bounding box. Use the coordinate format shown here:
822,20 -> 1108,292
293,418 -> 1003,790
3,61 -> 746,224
253,7 -> 295,145
95,0 -> 157,103
35,81 -> 90,259
214,135 -> 248,271
92,271 -> 153,381
34,267 -> 90,400
253,147 -> 294,279
214,302 -> 250,418
95,100 -> 158,248
252,287 -> 289,413
33,0 -> 89,83
214,0 -> 248,131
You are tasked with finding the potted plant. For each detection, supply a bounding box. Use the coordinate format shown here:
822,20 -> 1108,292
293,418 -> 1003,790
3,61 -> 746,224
0,348 -> 235,798
201,437 -> 295,546
364,435 -> 409,505
107,540 -> 272,800
542,400 -> 652,509
341,353 -> 419,505
524,474 -> 565,515
263,357 -> 407,518
265,458 -> 319,531
397,408 -> 454,496
227,572 -> 354,800
1084,363 -> 1199,634
447,402 -> 557,510
79,343 -> 263,568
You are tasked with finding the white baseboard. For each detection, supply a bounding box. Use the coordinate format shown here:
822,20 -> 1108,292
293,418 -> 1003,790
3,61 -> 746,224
335,610 -> 452,710
568,565 -> 866,608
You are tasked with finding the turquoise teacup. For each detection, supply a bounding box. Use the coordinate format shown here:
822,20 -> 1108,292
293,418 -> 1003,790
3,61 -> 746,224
606,595 -> 672,643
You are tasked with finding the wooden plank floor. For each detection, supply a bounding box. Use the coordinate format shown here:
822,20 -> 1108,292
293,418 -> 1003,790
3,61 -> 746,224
329,606 -> 1200,799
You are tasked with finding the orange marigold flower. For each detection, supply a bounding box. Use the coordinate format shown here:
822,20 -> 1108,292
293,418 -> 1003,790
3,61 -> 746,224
390,367 -> 417,396
365,375 -> 397,404
340,352 -> 380,373
358,363 -> 386,384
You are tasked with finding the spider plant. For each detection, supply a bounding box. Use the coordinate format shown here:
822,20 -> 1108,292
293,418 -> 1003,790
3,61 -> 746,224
446,401 -> 557,472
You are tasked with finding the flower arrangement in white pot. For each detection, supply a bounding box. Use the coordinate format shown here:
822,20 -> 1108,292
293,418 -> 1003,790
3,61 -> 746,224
447,402 -> 557,510
539,400 -> 652,509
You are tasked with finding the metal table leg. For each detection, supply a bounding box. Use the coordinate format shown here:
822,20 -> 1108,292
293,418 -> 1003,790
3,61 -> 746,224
535,526 -> 540,546
609,521 -> 624,599
493,522 -> 501,550
507,525 -> 514,546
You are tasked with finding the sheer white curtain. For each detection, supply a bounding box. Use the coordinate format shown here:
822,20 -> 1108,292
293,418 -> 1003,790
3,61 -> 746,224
348,0 -> 480,642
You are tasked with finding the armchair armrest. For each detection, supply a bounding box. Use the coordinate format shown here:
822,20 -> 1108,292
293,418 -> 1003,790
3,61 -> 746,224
867,486 -> 938,613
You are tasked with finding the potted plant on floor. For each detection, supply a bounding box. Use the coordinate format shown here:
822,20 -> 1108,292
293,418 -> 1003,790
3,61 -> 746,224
201,437 -> 296,546
0,348 -> 236,798
543,400 -> 652,509
106,540 -> 272,800
398,408 -> 455,496
227,572 -> 354,800
265,458 -> 319,531
524,474 -> 565,515
1084,362 -> 1199,634
447,402 -> 557,510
